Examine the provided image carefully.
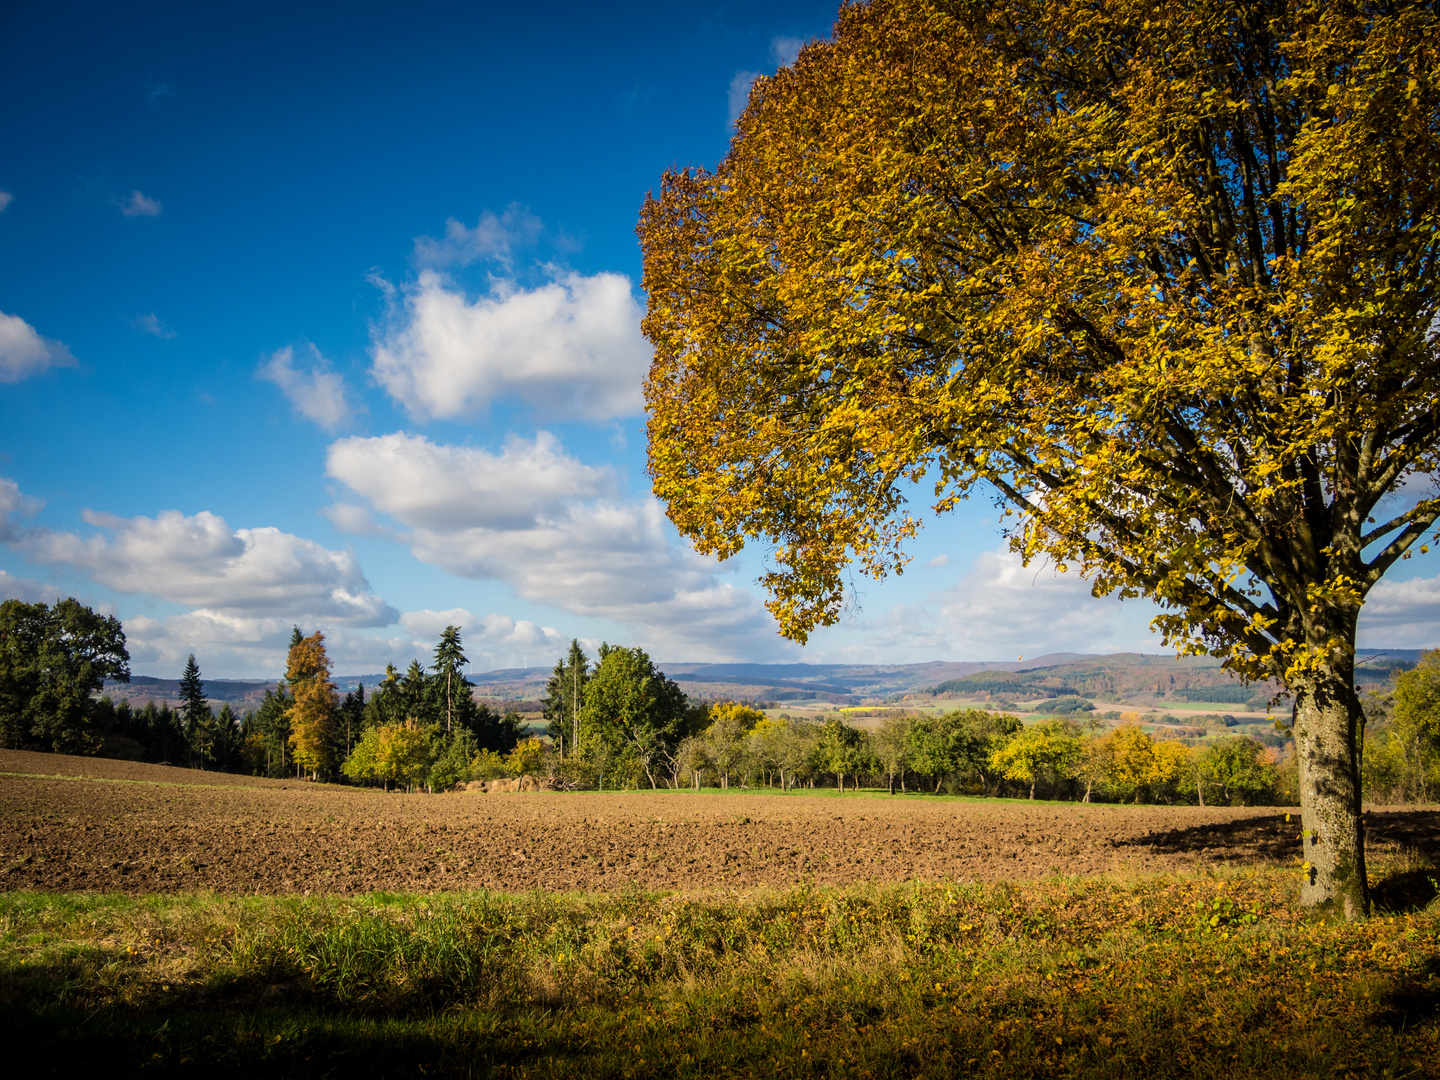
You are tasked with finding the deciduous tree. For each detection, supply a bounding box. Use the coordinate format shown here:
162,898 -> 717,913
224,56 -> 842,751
286,630 -> 338,779
1389,650 -> 1440,802
640,0 -> 1440,916
579,645 -> 698,789
0,598 -> 129,754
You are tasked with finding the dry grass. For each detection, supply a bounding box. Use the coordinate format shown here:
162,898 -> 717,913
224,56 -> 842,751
1,858 -> 1437,1077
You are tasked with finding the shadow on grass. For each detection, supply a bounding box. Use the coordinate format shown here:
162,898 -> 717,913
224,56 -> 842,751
1372,954 -> 1440,1032
3,957 -> 1437,1079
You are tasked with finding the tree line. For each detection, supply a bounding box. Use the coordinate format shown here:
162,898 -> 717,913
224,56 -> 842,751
3,596 -> 1437,804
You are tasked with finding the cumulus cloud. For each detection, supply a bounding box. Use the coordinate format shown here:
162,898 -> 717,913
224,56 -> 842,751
0,568 -> 56,604
399,608 -> 562,656
121,612 -> 417,679
321,502 -> 392,538
327,431 -> 609,531
118,190 -> 162,217
15,506 -> 397,627
807,545 -> 1163,663
0,476 -> 44,542
0,191 -> 12,212
369,269 -> 650,421
129,313 -> 175,339
0,310 -> 78,383
327,431 -> 773,657
400,607 -> 480,638
412,203 -> 544,269
1358,571 -> 1440,647
257,343 -> 360,431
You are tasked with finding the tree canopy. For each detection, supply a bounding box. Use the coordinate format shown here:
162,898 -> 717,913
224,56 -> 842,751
0,598 -> 129,754
639,0 -> 1440,916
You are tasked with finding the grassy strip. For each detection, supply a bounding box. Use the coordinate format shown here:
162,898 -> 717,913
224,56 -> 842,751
2,865 -> 1438,1078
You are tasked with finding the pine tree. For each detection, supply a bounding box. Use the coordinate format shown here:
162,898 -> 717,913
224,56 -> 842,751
178,654 -> 212,768
543,640 -> 590,758
211,703 -> 240,772
432,626 -> 469,733
338,683 -> 366,758
399,659 -> 433,724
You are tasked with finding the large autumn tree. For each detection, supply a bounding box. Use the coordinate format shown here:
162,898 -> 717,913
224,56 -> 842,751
639,0 -> 1440,917
285,630 -> 338,779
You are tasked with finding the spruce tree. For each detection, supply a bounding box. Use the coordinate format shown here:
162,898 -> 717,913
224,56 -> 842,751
543,640 -> 590,758
178,654 -> 211,767
432,626 -> 468,733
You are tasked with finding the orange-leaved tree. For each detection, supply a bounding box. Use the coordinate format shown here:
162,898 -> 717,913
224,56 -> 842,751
639,0 -> 1440,917
286,630 -> 338,779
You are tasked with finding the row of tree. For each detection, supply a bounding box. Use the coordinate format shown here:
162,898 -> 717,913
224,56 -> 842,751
5,596 -> 1435,805
665,708 -> 1287,806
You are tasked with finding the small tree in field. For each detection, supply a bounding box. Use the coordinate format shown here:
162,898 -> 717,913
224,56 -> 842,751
640,0 -> 1440,916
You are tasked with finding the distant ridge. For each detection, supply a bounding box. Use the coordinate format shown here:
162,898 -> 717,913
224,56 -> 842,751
107,648 -> 1424,710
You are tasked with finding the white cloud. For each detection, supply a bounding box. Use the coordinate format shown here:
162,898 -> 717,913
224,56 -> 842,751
807,545 -> 1163,663
118,190 -> 162,217
399,608 -> 561,655
121,612 -> 417,679
0,477 -> 43,542
15,507 -> 397,627
129,313 -> 175,339
257,343 -> 360,431
400,607 -> 480,638
412,203 -> 544,268
327,431 -> 774,658
0,191 -> 12,212
321,502 -> 393,537
327,431 -> 609,531
728,70 -> 761,125
1358,571 -> 1440,648
771,35 -> 805,66
0,568 -> 56,604
927,553 -> 950,568
0,310 -> 78,383
369,269 -> 650,421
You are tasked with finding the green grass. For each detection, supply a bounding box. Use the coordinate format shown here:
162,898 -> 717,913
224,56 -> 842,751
2,861 -> 1438,1077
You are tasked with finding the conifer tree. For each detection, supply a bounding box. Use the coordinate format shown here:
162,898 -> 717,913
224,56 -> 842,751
178,654 -> 212,767
432,626 -> 469,733
543,640 -> 590,758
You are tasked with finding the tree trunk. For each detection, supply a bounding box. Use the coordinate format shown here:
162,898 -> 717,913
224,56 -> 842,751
888,772 -> 895,795
1029,779 -> 1036,800
1083,779 -> 1092,804
1291,661 -> 1369,918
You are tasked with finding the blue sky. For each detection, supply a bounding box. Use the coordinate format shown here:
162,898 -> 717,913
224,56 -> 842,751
1,1 -> 1436,678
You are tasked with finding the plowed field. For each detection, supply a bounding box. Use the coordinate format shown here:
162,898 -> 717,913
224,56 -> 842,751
2,749 -> 1437,895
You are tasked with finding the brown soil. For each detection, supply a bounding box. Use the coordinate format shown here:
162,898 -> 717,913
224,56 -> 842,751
2,749 -> 1436,896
